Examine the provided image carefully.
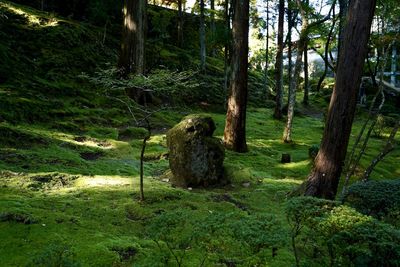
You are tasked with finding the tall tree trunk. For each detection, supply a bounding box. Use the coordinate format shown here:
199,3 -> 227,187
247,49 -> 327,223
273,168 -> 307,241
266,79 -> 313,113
210,0 -> 216,57
118,0 -> 146,76
273,0 -> 284,120
287,3 -> 293,108
391,46 -> 397,86
303,40 -> 309,105
223,0 -> 249,153
264,0 -> 270,98
224,0 -> 232,94
199,0 -> 206,72
304,0 -> 377,199
177,0 -> 184,48
283,0 -> 307,143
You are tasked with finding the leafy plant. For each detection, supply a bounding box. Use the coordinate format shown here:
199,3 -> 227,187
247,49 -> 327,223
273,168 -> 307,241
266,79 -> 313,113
343,180 -> 400,225
286,196 -> 400,267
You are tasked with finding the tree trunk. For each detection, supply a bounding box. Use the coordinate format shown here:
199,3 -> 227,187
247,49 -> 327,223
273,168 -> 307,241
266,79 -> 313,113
303,40 -> 309,105
283,0 -> 307,143
199,0 -> 206,71
223,0 -> 249,153
287,4 -> 293,108
391,46 -> 397,86
177,0 -> 184,48
224,0 -> 232,96
210,0 -> 216,57
305,0 -> 377,199
273,0 -> 284,120
264,0 -> 270,98
118,0 -> 146,76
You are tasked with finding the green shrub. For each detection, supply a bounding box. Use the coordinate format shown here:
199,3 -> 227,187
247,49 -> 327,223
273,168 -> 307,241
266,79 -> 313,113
343,180 -> 400,225
27,242 -> 81,267
286,196 -> 400,266
145,210 -> 287,266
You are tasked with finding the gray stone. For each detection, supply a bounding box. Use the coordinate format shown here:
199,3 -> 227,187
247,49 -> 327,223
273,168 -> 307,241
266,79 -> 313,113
166,115 -> 225,187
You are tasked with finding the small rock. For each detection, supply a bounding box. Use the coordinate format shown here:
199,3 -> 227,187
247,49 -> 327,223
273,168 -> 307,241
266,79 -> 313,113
242,182 -> 251,188
187,187 -> 193,191
162,178 -> 170,183
281,153 -> 291,163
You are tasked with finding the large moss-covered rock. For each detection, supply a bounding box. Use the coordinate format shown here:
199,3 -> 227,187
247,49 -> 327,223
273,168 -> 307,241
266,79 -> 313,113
166,115 -> 225,187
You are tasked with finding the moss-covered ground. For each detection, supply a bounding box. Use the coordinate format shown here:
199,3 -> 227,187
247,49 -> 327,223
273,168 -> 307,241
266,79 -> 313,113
1,2 -> 399,266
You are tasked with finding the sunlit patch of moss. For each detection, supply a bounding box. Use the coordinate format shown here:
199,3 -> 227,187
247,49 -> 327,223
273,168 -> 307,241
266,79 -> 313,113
0,2 -> 59,27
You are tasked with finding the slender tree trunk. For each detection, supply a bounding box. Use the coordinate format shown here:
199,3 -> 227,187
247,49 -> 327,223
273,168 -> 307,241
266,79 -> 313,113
287,4 -> 293,107
283,0 -> 307,143
224,0 -> 249,153
303,40 -> 309,105
391,46 -> 397,85
264,0 -> 270,98
199,0 -> 206,71
273,0 -> 284,119
118,0 -> 146,76
211,0 -> 216,57
305,0 -> 377,199
362,120 -> 399,181
224,0 -> 232,94
177,0 -> 184,48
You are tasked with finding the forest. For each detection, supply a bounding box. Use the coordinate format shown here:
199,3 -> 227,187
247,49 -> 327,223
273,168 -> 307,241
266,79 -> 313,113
0,0 -> 399,266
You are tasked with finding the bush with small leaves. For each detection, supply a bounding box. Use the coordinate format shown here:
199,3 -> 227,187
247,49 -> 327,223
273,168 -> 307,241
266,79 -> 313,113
343,179 -> 400,225
286,196 -> 400,267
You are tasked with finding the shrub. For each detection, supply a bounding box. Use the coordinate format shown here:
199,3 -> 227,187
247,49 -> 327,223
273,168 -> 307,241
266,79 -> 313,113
286,196 -> 400,266
343,180 -> 400,225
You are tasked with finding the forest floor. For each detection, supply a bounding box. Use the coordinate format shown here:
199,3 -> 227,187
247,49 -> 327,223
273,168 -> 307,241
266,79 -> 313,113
1,1 -> 400,266
1,106 -> 399,266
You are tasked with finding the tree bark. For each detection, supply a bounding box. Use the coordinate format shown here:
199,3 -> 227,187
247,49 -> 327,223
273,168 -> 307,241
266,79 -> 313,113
223,0 -> 231,93
303,40 -> 309,105
273,0 -> 285,120
211,0 -> 216,57
177,0 -> 184,48
287,3 -> 294,108
264,0 -> 270,98
224,0 -> 249,153
118,0 -> 146,76
199,0 -> 206,71
283,0 -> 307,143
305,0 -> 377,199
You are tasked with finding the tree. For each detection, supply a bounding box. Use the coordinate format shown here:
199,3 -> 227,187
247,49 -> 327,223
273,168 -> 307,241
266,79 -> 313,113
273,0 -> 285,120
304,0 -> 377,199
118,0 -> 147,76
199,0 -> 206,71
283,0 -> 334,143
223,0 -> 250,153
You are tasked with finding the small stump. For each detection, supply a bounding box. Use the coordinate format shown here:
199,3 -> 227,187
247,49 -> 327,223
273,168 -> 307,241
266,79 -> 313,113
281,153 -> 291,163
166,115 -> 225,188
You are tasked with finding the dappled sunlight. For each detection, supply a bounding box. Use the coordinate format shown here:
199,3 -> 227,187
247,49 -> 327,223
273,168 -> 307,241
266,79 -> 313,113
247,139 -> 272,148
1,3 -> 59,27
147,134 -> 167,145
76,175 -> 132,188
281,160 -> 310,169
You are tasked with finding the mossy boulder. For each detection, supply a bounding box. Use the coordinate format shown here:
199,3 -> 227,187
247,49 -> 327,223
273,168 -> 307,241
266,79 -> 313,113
166,115 -> 225,187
